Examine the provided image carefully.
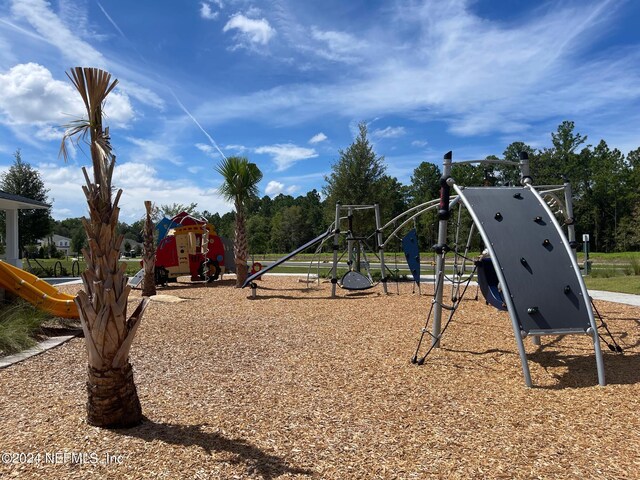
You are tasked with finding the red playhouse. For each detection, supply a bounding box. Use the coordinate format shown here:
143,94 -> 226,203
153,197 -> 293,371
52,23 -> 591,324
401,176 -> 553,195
154,212 -> 234,285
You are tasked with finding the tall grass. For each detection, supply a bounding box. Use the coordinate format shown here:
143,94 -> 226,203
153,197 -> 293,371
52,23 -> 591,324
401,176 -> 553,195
630,257 -> 640,276
0,301 -> 50,355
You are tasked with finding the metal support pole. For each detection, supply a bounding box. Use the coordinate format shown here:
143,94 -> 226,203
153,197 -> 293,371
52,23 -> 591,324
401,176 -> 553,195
589,327 -> 606,386
563,179 -> 577,260
583,235 -> 591,275
519,151 -> 531,186
431,151 -> 453,348
374,203 -> 387,294
331,203 -> 341,298
347,208 -> 354,271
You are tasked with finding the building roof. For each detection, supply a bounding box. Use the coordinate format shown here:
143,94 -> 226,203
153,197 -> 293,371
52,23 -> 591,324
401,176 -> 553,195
0,190 -> 50,210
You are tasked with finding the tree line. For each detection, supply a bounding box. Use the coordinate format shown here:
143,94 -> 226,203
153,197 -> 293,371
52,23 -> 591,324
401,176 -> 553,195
1,121 -> 639,256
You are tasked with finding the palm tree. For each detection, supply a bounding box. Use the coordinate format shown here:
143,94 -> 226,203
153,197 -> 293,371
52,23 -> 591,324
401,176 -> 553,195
61,67 -> 149,428
142,200 -> 157,297
216,156 -> 263,287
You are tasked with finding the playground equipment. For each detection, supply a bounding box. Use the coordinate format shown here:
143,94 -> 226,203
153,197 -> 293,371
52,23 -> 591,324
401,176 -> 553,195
411,151 -> 619,387
244,200 -> 440,298
151,212 -> 234,285
243,204 -> 389,298
241,150 -> 619,386
0,260 -> 79,319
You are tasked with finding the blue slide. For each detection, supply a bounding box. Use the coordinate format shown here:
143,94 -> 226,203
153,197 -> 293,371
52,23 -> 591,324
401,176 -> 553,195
242,229 -> 333,288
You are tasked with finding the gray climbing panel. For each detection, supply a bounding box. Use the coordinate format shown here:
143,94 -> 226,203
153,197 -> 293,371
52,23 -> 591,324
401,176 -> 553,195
455,185 -> 604,386
459,187 -> 590,335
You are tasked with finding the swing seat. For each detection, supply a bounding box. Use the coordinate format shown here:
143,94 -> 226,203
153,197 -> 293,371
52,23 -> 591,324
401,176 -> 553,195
340,271 -> 374,290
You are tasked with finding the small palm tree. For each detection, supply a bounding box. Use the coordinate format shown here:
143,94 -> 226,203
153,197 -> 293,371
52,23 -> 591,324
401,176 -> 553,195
216,156 -> 262,287
61,67 -> 149,428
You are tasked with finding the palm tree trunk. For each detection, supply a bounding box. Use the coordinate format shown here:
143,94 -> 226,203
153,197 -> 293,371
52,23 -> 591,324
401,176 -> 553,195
63,67 -> 149,428
86,362 -> 141,427
142,200 -> 156,297
234,201 -> 249,287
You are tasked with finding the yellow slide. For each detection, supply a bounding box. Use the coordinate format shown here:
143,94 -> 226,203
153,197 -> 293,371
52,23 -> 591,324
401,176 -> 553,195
0,260 -> 79,319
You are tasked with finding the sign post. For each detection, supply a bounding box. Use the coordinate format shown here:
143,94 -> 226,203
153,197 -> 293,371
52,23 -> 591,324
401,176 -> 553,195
582,234 -> 591,275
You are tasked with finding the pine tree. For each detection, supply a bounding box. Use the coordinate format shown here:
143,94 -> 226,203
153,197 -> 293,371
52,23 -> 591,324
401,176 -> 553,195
0,150 -> 53,251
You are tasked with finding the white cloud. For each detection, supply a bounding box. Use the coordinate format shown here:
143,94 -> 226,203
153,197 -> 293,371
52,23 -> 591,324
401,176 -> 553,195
196,143 -> 216,157
264,180 -> 284,196
196,0 -> 638,144
33,161 -> 232,221
0,63 -> 134,128
126,137 -> 181,165
411,140 -> 428,148
224,144 -> 248,153
263,181 -> 299,197
254,143 -> 318,171
11,0 -> 106,67
223,14 -> 275,47
309,132 -> 327,144
200,2 -> 219,20
372,126 -> 406,139
310,27 -> 367,62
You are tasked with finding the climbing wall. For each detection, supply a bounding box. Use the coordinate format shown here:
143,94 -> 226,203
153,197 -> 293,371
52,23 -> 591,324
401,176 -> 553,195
460,187 -> 591,334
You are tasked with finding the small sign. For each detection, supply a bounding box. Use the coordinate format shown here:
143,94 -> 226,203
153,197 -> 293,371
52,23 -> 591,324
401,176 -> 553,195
582,234 -> 590,242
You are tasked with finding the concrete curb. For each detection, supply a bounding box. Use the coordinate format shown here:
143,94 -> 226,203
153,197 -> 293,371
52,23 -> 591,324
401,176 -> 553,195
0,334 -> 78,369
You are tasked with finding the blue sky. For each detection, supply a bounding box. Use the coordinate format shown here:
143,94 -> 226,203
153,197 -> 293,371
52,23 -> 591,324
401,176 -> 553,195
0,0 -> 639,221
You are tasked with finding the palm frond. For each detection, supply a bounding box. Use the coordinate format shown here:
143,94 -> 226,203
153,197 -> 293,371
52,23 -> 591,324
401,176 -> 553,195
59,68 -> 119,186
216,156 -> 263,204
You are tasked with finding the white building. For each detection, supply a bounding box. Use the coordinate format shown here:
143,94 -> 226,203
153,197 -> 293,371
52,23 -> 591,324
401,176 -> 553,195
0,190 -> 49,267
38,234 -> 72,256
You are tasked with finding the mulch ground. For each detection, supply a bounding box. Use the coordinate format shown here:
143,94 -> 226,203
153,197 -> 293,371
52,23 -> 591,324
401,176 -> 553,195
0,276 -> 638,479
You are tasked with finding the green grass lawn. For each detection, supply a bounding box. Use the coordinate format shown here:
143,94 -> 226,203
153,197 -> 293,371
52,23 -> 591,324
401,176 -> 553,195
583,276 -> 640,295
20,252 -> 640,295
22,257 -> 142,277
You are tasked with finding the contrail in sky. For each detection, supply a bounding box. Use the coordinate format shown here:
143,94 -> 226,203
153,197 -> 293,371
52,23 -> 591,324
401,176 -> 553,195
169,90 -> 228,160
96,1 -> 228,161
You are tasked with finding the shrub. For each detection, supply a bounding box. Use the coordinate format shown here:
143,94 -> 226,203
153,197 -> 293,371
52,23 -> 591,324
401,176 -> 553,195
630,258 -> 640,276
590,267 -> 621,278
0,300 -> 50,355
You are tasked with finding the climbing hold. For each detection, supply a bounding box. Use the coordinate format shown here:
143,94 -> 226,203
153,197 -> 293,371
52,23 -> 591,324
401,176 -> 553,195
534,216 -> 543,223
494,212 -> 503,221
527,306 -> 539,314
520,257 -> 528,265
564,285 -> 571,294
542,239 -> 551,246
513,193 -> 522,199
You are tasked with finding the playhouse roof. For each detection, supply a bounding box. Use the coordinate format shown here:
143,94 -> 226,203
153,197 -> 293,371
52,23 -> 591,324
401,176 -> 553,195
0,190 -> 49,210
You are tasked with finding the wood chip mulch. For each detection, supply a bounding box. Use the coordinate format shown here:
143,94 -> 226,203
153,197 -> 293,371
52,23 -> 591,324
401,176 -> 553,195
0,276 -> 638,479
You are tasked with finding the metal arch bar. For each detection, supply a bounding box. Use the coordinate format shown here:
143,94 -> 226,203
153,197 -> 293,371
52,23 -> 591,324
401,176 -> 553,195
526,184 -> 605,386
337,204 -> 378,210
453,184 -> 533,387
453,159 -> 520,166
534,185 -> 565,191
382,198 -> 440,230
381,197 -> 460,249
380,198 -> 441,231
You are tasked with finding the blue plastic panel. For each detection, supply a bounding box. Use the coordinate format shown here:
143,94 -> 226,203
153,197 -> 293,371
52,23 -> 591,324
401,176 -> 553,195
402,228 -> 421,285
